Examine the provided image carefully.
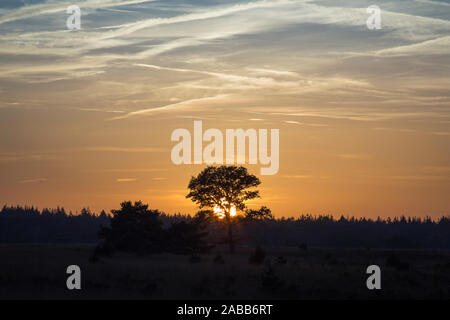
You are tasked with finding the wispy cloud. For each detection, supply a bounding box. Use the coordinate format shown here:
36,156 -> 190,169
375,36 -> 450,57
415,0 -> 450,7
19,178 -> 47,184
110,94 -> 230,120
431,131 -> 450,136
0,0 -> 157,25
2,0 -> 449,86
116,178 -> 137,182
337,154 -> 372,160
85,146 -> 165,152
283,175 -> 313,179
96,0 -> 295,39
0,153 -> 60,162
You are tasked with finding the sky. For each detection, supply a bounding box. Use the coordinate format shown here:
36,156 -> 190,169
0,0 -> 449,218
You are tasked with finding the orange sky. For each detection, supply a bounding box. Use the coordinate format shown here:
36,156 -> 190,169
0,0 -> 449,218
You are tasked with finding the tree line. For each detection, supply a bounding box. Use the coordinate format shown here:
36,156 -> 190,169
1,203 -> 449,249
1,165 -> 449,251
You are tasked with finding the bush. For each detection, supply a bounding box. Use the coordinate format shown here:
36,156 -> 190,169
386,254 -> 410,271
189,254 -> 202,263
276,256 -> 287,265
213,253 -> 225,264
142,281 -> 158,296
261,260 -> 283,291
98,201 -> 164,254
249,246 -> 266,265
96,201 -> 212,256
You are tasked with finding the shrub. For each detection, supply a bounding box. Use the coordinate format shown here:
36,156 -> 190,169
261,260 -> 283,291
386,254 -> 410,271
189,254 -> 202,263
98,201 -> 164,254
276,256 -> 287,265
249,246 -> 266,265
213,253 -> 225,264
96,201 -> 212,256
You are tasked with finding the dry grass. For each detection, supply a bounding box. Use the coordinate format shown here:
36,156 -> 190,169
0,244 -> 449,299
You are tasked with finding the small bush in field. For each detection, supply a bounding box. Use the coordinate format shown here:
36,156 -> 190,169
276,256 -> 287,265
386,254 -> 409,271
261,260 -> 283,291
89,242 -> 113,263
88,253 -> 99,263
142,281 -> 158,296
322,252 -> 339,266
249,246 -> 266,265
189,254 -> 202,263
213,253 -> 225,264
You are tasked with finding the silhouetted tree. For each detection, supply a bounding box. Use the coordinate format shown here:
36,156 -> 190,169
99,201 -> 164,254
97,201 -> 212,255
244,206 -> 274,221
165,220 -> 214,254
187,165 -> 272,253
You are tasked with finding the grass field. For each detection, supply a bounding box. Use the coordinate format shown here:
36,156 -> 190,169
0,244 -> 449,299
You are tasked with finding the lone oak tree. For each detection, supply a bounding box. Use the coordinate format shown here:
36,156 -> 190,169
186,165 -> 272,253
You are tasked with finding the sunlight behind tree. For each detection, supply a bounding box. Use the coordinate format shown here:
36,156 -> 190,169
214,198 -> 237,219
187,165 -> 272,253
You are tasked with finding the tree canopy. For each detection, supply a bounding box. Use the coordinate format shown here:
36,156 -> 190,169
187,165 -> 261,213
187,165 -> 272,253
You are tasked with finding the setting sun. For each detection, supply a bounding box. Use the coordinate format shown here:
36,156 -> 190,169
213,199 -> 237,219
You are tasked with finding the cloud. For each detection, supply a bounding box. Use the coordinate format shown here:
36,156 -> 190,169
0,0 -> 157,25
338,154 -> 371,160
19,178 -> 47,184
415,0 -> 450,7
375,36 -> 450,57
373,127 -> 416,133
111,94 -> 230,120
282,175 -> 331,180
283,175 -> 313,179
2,0 -> 450,85
71,107 -> 126,114
256,108 -> 448,122
431,131 -> 450,136
84,168 -> 167,173
246,68 -> 299,77
0,153 -> 60,162
85,146 -> 165,152
379,175 -> 449,181
133,63 -> 301,91
97,0 -> 295,38
116,178 -> 137,182
0,0 -> 449,126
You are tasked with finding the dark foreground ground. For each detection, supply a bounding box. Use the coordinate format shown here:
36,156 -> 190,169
0,244 -> 449,299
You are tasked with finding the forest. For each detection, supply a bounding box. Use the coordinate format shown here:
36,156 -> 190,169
1,204 -> 449,249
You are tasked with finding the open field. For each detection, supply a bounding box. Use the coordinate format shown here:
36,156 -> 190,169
0,244 -> 449,300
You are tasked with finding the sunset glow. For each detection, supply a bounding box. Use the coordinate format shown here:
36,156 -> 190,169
0,0 -> 448,219
214,199 -> 237,219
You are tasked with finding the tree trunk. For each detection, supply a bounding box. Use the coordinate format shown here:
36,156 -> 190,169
227,220 -> 235,254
